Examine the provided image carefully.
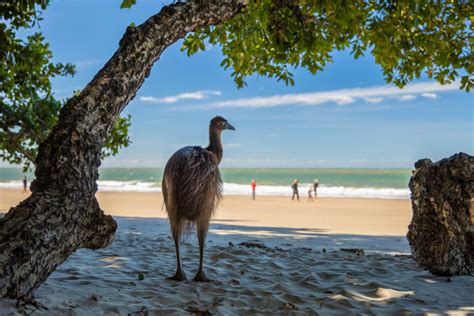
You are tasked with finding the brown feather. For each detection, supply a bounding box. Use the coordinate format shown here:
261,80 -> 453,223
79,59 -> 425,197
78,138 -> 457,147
162,116 -> 234,281
163,146 -> 222,235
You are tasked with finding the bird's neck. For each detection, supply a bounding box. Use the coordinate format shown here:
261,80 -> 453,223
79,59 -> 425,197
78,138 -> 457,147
206,128 -> 223,164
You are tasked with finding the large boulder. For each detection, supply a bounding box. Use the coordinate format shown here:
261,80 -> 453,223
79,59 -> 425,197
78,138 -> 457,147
407,152 -> 473,276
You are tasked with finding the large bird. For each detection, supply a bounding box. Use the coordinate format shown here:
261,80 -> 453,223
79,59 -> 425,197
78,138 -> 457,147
162,116 -> 235,282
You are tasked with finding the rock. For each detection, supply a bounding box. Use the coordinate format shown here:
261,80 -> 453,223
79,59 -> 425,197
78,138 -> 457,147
340,248 -> 364,256
238,241 -> 268,249
281,302 -> 298,310
185,307 -> 212,315
90,293 -> 100,302
128,307 -> 148,316
407,152 -> 473,276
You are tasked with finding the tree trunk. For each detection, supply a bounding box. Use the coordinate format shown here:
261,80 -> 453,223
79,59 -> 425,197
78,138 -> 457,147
0,0 -> 246,299
407,153 -> 474,276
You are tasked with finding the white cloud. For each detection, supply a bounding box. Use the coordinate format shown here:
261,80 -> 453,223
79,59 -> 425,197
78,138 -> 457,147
421,92 -> 438,100
364,97 -> 384,103
192,81 -> 458,109
398,94 -> 417,101
140,90 -> 221,104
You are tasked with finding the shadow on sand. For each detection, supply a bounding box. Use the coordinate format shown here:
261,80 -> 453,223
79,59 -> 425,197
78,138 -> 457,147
116,216 -> 410,253
1,214 -> 473,314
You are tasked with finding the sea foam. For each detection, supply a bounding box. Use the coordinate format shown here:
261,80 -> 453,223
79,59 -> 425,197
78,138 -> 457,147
222,182 -> 409,199
0,180 -> 409,199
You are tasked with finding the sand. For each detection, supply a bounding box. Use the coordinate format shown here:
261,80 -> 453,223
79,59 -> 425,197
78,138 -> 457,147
2,189 -> 411,236
0,189 -> 473,315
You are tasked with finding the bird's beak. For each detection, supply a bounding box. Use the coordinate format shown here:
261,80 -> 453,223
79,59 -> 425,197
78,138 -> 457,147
224,122 -> 236,131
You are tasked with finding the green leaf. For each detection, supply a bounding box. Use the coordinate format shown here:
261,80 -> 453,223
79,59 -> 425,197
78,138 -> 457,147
120,0 -> 137,9
180,1 -> 472,91
1,1 -> 132,171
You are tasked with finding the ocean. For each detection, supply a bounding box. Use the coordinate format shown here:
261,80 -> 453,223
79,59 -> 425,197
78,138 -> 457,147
0,167 -> 411,199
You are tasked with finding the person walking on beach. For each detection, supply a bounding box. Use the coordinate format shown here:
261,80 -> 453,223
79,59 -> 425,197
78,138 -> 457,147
22,176 -> 27,193
291,179 -> 299,201
251,178 -> 257,200
307,186 -> 314,202
313,179 -> 319,200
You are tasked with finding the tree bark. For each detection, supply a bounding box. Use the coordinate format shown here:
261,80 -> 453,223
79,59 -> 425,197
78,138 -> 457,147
0,0 -> 247,298
407,153 -> 473,276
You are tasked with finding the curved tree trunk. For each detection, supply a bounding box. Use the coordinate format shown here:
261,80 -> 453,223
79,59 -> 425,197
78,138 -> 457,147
407,153 -> 473,276
0,0 -> 246,299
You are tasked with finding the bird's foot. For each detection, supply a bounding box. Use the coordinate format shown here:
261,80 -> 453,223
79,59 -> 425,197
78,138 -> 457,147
167,269 -> 187,281
193,270 -> 211,282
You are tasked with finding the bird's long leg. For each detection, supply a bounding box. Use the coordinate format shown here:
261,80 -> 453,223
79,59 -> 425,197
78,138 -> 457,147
193,220 -> 211,282
167,220 -> 186,281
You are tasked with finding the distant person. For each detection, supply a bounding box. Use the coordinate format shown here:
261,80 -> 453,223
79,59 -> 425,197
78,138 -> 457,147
22,176 -> 27,193
251,178 -> 256,200
307,187 -> 314,202
313,179 -> 319,199
291,179 -> 299,201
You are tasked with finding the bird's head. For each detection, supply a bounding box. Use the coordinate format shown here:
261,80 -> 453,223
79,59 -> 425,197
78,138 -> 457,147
210,116 -> 235,132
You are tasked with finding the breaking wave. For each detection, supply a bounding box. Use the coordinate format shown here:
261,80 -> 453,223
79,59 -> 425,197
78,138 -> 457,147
0,180 -> 409,199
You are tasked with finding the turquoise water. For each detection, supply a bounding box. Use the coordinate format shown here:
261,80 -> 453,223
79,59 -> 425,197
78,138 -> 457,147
0,167 -> 411,189
220,168 -> 410,188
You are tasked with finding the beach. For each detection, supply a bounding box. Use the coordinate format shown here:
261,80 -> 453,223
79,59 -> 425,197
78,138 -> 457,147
1,189 -> 473,314
1,189 -> 411,237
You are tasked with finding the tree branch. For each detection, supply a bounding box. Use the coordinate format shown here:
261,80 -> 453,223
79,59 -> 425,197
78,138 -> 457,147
0,128 -> 36,164
0,0 -> 248,299
32,0 -> 248,193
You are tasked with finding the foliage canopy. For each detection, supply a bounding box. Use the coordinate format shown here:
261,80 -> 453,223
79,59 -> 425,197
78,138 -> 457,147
181,0 -> 473,91
0,0 -> 131,172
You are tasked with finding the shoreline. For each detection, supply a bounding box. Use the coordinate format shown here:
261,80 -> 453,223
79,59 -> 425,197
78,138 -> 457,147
0,187 -> 411,200
0,182 -> 410,199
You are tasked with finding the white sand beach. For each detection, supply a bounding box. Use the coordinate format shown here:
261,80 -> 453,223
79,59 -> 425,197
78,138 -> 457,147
0,189 -> 473,315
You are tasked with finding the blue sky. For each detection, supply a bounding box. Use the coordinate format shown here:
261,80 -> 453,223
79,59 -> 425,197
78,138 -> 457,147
21,0 -> 474,167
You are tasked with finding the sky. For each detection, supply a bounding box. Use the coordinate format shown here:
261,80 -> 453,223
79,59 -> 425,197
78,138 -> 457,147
14,0 -> 474,168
